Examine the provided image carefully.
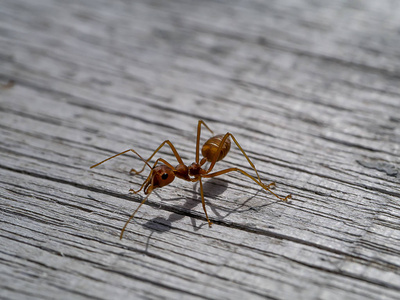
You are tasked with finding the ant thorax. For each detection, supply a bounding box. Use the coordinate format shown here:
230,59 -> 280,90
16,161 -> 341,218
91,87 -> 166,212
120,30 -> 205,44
188,162 -> 205,178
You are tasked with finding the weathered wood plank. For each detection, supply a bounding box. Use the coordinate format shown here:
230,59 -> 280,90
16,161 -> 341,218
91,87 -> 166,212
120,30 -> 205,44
1,0 -> 399,299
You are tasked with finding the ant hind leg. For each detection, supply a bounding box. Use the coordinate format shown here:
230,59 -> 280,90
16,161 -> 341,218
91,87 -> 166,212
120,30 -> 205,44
204,167 -> 291,202
195,120 -> 215,163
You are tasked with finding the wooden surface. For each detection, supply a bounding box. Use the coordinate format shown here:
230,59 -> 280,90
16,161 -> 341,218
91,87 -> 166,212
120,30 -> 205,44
1,0 -> 400,299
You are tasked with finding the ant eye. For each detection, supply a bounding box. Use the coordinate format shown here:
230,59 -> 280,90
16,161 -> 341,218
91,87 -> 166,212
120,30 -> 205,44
161,173 -> 168,180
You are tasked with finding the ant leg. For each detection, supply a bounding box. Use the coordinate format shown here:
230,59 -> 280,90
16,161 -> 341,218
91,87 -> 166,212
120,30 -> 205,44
199,177 -> 213,227
130,171 -> 152,194
195,120 -> 214,163
206,133 -> 265,185
204,168 -> 291,202
120,179 -> 155,239
129,158 -> 175,194
130,140 -> 186,174
228,133 -> 263,182
91,140 -> 185,174
91,149 -> 151,169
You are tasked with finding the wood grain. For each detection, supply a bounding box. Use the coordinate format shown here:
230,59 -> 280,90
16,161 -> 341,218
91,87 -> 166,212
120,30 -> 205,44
1,0 -> 399,299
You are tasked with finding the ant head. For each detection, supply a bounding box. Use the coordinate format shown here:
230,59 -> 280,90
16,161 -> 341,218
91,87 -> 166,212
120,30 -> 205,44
144,164 -> 175,194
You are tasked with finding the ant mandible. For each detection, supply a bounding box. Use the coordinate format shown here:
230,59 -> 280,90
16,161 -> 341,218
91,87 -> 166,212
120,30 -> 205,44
91,120 -> 291,239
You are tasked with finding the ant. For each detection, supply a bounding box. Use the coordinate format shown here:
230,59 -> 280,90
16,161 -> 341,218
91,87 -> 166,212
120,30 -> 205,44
91,120 -> 291,239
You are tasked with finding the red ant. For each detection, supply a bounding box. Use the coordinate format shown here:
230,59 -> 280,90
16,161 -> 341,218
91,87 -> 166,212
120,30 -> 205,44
91,120 -> 291,239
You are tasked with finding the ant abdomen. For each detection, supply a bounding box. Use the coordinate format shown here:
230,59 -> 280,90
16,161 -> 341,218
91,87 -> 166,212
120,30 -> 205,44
202,134 -> 231,162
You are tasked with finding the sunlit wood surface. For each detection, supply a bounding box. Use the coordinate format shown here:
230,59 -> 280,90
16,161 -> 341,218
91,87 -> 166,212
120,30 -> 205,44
1,0 -> 399,299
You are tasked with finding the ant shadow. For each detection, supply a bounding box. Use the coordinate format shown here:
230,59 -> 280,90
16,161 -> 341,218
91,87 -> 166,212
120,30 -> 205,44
140,177 -> 279,251
140,180 -> 226,248
200,178 -> 279,221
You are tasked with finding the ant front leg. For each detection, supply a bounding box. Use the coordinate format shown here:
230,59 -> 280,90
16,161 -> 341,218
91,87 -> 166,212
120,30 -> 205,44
91,149 -> 151,170
129,158 -> 175,194
130,140 -> 186,175
120,177 -> 155,240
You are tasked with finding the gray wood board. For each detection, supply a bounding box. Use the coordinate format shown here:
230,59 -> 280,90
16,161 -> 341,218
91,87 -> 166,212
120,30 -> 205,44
1,0 -> 399,299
